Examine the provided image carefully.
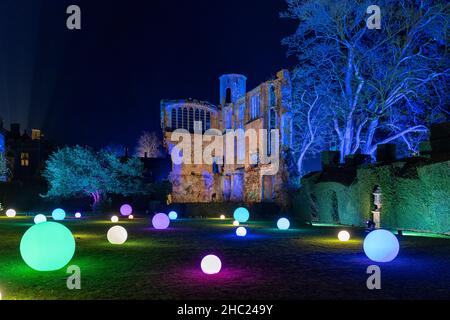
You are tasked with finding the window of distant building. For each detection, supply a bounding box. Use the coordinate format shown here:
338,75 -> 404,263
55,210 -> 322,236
21,153 -> 30,167
250,94 -> 260,120
31,129 -> 41,140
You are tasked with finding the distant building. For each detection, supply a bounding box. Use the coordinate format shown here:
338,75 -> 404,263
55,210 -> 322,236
0,120 -> 53,182
160,70 -> 294,205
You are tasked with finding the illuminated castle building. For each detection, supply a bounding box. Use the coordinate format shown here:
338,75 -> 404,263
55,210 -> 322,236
161,70 -> 294,204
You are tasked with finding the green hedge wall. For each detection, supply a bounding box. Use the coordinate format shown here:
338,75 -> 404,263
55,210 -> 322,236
297,160 -> 450,234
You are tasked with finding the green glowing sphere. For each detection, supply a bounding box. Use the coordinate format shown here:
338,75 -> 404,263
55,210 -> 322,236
20,222 -> 76,271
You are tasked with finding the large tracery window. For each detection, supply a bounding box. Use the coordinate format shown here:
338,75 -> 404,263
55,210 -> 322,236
169,105 -> 214,132
182,108 -> 188,130
171,109 -> 177,128
205,111 -> 211,130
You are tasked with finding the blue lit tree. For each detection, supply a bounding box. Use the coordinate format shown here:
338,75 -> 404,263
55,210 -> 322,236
43,146 -> 144,209
282,0 -> 449,162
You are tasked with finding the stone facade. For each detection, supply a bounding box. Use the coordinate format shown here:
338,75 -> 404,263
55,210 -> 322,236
161,70 -> 294,205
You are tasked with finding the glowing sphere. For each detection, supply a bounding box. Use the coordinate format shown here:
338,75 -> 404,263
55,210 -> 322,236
233,207 -> 249,223
168,211 -> 178,220
201,255 -> 222,275
75,212 -> 82,219
120,204 -> 132,216
111,215 -> 119,223
233,220 -> 240,227
52,208 -> 66,221
34,214 -> 47,224
107,226 -> 128,245
220,215 -> 226,220
152,213 -> 170,230
236,227 -> 247,237
338,230 -> 351,242
128,215 -> 134,220
6,209 -> 16,218
364,229 -> 400,263
277,218 -> 290,230
20,222 -> 75,271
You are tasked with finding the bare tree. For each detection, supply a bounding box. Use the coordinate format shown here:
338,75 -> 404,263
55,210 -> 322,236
135,132 -> 163,158
282,0 -> 449,161
292,86 -> 332,178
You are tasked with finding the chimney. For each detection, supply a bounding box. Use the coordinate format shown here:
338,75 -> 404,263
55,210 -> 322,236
10,123 -> 20,137
144,152 -> 148,158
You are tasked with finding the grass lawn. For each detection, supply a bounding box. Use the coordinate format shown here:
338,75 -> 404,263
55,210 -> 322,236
0,213 -> 449,300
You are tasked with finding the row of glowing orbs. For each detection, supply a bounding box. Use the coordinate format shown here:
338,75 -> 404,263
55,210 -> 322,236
107,210 -> 179,245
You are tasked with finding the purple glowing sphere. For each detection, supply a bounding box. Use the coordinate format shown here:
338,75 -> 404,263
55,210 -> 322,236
152,213 -> 170,230
120,204 -> 133,216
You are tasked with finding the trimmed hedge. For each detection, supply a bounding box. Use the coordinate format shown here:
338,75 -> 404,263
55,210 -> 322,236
297,159 -> 450,234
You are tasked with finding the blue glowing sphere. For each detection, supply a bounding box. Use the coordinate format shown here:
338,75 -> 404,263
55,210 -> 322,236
20,222 -> 75,271
52,208 -> 66,221
363,229 -> 400,263
277,218 -> 290,230
168,211 -> 178,220
233,207 -> 249,223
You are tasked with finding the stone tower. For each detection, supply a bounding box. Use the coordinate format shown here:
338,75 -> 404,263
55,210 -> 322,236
219,74 -> 247,105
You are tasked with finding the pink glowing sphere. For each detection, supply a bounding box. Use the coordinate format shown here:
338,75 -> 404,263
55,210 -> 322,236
120,204 -> 133,216
152,213 -> 170,230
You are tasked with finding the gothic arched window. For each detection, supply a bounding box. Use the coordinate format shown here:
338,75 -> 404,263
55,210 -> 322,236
171,108 -> 177,129
206,111 -> 211,130
177,107 -> 183,129
225,88 -> 232,104
182,108 -> 188,130
188,108 -> 194,131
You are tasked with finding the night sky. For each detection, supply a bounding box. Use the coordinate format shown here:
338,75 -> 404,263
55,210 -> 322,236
0,0 -> 296,149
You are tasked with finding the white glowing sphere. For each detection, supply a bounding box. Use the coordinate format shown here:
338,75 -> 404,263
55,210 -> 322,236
364,229 -> 400,263
128,215 -> 134,220
233,220 -> 240,227
201,255 -> 222,275
75,212 -> 82,219
6,209 -> 16,218
277,218 -> 290,230
338,230 -> 351,242
34,214 -> 47,224
220,215 -> 226,220
236,227 -> 247,237
111,216 -> 119,223
107,226 -> 128,245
